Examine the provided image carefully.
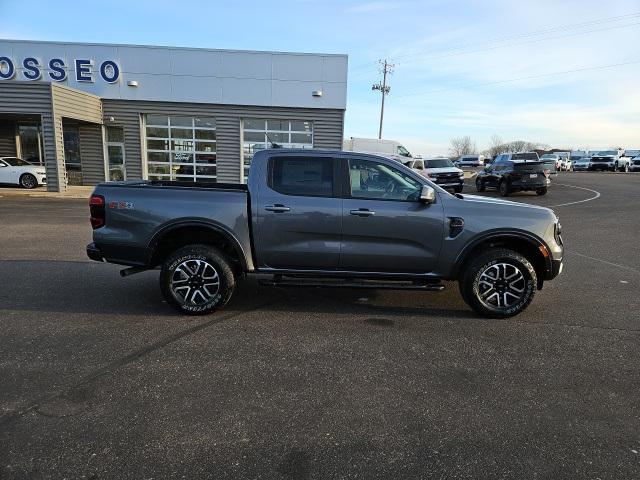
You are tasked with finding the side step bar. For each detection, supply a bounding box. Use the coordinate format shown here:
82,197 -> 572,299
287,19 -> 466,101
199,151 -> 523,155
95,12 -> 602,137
260,277 -> 445,291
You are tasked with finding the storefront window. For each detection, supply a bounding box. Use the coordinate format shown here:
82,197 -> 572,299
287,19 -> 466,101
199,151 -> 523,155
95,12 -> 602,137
241,119 -> 313,182
106,127 -> 126,181
18,124 -> 43,165
145,115 -> 216,182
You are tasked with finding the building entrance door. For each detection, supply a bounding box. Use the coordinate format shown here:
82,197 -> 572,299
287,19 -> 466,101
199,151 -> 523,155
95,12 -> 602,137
18,124 -> 43,165
105,127 -> 126,181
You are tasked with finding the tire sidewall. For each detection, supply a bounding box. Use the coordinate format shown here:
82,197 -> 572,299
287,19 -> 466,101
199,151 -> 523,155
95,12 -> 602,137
160,246 -> 234,315
20,173 -> 37,189
475,177 -> 484,192
462,250 -> 537,318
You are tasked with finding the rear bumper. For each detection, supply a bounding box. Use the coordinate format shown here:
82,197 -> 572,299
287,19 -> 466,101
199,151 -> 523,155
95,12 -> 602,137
86,242 -> 104,262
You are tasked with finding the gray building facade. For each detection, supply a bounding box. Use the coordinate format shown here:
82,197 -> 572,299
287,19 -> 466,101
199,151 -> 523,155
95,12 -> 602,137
0,40 -> 348,191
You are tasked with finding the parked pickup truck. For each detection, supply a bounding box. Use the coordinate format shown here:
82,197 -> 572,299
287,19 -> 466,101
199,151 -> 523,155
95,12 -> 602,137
87,149 -> 564,318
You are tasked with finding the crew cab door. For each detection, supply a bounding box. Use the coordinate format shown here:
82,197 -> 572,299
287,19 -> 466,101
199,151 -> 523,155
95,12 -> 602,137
253,153 -> 342,270
339,156 -> 444,273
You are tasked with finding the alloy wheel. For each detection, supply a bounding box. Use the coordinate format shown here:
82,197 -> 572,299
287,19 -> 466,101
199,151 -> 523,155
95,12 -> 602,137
21,174 -> 36,188
170,259 -> 220,305
477,262 -> 526,309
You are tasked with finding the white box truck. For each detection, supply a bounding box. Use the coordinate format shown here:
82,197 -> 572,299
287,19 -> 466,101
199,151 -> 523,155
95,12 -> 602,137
343,137 -> 415,162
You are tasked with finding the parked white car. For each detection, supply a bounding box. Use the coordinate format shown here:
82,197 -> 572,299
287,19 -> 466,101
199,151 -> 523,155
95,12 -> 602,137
456,154 -> 485,167
343,137 -> 415,162
0,157 -> 47,189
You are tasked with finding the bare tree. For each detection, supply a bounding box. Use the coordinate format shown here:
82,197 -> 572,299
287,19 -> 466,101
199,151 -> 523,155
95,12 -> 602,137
449,135 -> 477,158
487,134 -> 504,158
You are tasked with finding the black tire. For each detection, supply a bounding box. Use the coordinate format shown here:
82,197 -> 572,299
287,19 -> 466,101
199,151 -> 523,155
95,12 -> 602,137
499,181 -> 510,197
475,176 -> 485,192
536,187 -> 547,196
159,244 -> 235,315
454,185 -> 464,193
459,248 -> 537,318
624,163 -> 629,173
19,173 -> 38,189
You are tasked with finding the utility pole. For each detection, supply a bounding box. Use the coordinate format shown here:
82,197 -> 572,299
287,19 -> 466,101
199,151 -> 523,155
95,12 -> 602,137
372,59 -> 394,139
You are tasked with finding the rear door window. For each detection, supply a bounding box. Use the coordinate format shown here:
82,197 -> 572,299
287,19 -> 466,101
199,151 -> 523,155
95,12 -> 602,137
269,156 -> 334,197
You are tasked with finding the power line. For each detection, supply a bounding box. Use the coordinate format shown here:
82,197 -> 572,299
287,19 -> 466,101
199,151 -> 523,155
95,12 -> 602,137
348,11 -> 640,75
393,59 -> 640,99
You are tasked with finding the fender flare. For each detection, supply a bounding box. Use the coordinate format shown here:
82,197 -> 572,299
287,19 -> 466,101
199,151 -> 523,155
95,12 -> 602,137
147,219 -> 249,271
452,229 -> 553,279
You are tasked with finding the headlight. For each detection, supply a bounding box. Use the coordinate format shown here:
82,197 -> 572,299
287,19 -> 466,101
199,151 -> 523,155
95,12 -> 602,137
458,172 -> 464,177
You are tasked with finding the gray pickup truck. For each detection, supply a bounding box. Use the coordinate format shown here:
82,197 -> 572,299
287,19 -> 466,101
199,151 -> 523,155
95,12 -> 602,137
87,149 -> 563,318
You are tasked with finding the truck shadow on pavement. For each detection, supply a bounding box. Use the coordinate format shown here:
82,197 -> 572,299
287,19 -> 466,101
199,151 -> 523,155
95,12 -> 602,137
0,259 -> 472,320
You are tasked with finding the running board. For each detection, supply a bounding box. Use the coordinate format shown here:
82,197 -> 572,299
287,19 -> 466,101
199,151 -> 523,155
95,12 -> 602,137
260,277 -> 445,291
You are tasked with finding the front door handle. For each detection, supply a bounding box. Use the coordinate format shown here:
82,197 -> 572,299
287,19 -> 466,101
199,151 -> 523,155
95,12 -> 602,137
349,208 -> 375,217
265,204 -> 291,213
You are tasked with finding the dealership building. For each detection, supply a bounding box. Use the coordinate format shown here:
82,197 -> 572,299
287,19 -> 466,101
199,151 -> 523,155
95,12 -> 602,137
0,39 -> 348,191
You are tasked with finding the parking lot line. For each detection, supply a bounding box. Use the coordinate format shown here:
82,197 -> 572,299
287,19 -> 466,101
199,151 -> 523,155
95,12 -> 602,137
571,251 -> 640,276
547,183 -> 601,207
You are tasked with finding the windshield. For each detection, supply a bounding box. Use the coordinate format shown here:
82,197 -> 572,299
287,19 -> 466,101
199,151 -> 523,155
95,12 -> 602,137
595,151 -> 616,156
540,154 -> 557,159
425,159 -> 454,168
512,152 -> 539,161
3,157 -> 32,166
397,145 -> 412,157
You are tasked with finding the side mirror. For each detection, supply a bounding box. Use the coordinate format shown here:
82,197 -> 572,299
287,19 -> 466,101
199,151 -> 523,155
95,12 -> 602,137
419,185 -> 436,204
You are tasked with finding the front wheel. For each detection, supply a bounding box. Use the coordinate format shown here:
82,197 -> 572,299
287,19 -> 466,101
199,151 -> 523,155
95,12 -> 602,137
499,181 -> 510,197
623,163 -> 629,173
454,185 -> 464,193
475,177 -> 486,192
536,187 -> 547,196
160,244 -> 235,315
19,173 -> 38,189
459,248 -> 537,318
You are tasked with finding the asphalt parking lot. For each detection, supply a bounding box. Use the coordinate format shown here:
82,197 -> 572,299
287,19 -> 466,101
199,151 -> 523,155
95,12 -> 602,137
1,172 -> 639,479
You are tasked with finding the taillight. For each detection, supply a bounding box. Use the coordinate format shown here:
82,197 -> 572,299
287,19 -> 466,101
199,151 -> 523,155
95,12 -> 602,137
90,194 -> 105,229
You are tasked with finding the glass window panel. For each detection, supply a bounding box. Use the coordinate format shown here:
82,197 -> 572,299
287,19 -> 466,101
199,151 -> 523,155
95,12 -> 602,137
147,139 -> 170,150
107,146 -> 124,165
195,153 -> 217,164
171,139 -> 194,151
271,157 -> 333,196
244,131 -> 265,142
172,152 -> 194,163
175,175 -> 195,180
149,174 -> 170,180
244,143 -> 266,154
196,165 -> 217,176
148,152 -> 170,163
147,115 -> 168,126
174,165 -> 194,175
267,120 -> 289,131
194,117 -> 216,128
244,118 -> 265,130
290,121 -> 312,132
146,126 -> 168,138
291,132 -> 313,144
148,164 -> 172,175
170,116 -> 193,127
270,132 -> 289,143
171,128 -> 193,139
106,127 -> 124,142
348,159 -> 422,201
195,141 -> 216,152
195,129 -> 216,140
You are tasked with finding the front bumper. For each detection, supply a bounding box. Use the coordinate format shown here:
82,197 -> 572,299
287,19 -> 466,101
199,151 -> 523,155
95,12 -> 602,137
590,163 -> 614,171
432,178 -> 464,188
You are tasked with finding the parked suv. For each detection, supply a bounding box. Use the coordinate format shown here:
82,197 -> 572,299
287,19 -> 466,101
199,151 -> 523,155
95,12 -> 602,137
405,157 -> 464,193
629,156 -> 640,172
476,155 -> 549,197
456,154 -> 484,167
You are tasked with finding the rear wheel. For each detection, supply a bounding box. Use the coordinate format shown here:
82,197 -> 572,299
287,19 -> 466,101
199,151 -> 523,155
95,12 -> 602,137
459,248 -> 537,318
19,173 -> 38,189
499,181 -> 510,197
160,244 -> 235,315
536,187 -> 547,196
475,177 -> 485,192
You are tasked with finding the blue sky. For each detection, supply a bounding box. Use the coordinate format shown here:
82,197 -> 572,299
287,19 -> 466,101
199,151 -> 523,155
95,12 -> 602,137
2,0 -> 639,155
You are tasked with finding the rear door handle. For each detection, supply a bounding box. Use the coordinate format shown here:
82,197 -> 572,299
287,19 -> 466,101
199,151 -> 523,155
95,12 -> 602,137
265,204 -> 291,213
349,208 -> 375,217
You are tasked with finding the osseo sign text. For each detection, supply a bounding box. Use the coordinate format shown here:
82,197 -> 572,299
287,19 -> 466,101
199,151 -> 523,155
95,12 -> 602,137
0,56 -> 120,83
